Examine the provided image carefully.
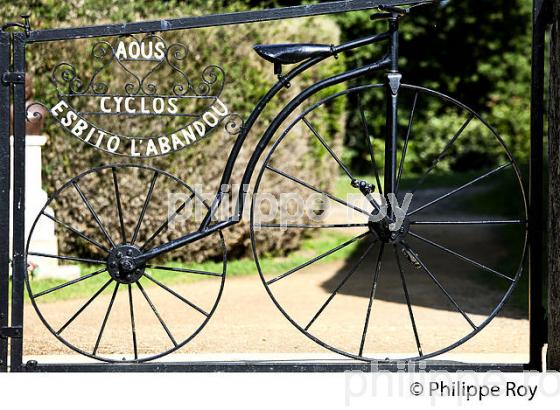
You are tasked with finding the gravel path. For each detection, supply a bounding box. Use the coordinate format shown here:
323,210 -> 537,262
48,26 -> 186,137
22,185 -> 529,361
23,232 -> 528,361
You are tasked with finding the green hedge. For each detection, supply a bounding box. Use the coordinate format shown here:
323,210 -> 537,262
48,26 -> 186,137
3,1 -> 346,262
335,0 -> 532,175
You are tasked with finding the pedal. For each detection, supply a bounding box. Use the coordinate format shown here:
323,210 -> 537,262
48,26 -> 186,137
351,179 -> 375,194
401,247 -> 421,269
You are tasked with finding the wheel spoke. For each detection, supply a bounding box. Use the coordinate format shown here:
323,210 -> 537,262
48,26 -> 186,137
131,171 -> 159,245
73,181 -> 116,247
92,282 -> 119,355
41,211 -> 109,252
143,273 -> 209,316
28,251 -> 105,265
128,284 -> 139,360
112,167 -> 127,244
266,232 -> 370,285
407,230 -> 514,281
396,92 -> 418,194
146,264 -> 222,277
410,220 -> 526,226
357,93 -> 383,195
303,117 -> 354,180
141,192 -> 195,250
33,267 -> 107,298
305,239 -> 377,331
401,241 -> 477,330
266,165 -> 373,218
407,162 -> 512,216
57,279 -> 112,334
393,244 -> 423,357
137,281 -> 178,347
258,223 -> 370,229
359,243 -> 385,356
410,114 -> 475,195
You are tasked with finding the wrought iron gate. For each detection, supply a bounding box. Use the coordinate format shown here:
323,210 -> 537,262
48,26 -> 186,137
0,0 -> 550,372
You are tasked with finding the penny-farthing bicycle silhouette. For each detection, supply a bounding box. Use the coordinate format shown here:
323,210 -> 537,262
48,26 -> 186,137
26,2 -> 527,362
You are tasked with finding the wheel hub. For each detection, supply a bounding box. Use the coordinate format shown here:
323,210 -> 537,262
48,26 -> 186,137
107,244 -> 145,284
368,218 -> 410,244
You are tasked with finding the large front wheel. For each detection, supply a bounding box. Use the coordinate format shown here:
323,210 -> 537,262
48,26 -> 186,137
250,83 -> 528,361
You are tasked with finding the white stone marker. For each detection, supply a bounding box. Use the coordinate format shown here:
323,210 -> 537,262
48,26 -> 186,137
11,134 -> 81,280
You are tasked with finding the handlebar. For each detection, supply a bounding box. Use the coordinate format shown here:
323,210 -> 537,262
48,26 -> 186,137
378,5 -> 409,15
370,0 -> 438,21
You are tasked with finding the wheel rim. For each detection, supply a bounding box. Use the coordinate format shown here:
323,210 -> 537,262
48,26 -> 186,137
250,83 -> 528,361
26,164 -> 226,363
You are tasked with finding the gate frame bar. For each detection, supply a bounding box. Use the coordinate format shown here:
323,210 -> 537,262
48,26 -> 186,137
0,0 -> 551,372
0,31 -> 11,374
529,0 -> 551,372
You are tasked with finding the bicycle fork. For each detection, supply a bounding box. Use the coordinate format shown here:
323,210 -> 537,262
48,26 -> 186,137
365,14 -> 407,245
384,15 -> 402,220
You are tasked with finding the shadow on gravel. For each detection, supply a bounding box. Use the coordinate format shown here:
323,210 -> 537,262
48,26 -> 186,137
320,180 -> 528,320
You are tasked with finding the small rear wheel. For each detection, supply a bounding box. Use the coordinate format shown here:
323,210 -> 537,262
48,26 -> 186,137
26,164 -> 226,362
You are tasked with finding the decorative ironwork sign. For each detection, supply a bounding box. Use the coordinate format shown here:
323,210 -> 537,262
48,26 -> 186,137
48,34 -> 241,157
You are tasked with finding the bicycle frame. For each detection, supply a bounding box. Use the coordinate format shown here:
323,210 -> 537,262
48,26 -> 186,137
132,16 -> 403,265
1,0 -> 548,373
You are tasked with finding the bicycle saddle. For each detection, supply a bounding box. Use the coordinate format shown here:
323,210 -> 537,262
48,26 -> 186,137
253,43 -> 332,65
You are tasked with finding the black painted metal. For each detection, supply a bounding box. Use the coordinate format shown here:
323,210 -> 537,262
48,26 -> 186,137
136,54 -> 392,266
250,83 -> 528,362
0,0 -> 550,372
10,32 -> 26,373
24,164 -> 227,363
24,0 -> 411,43
23,360 -> 526,373
199,30 -> 392,232
528,0 -> 550,372
0,32 -> 10,374
384,16 -> 400,217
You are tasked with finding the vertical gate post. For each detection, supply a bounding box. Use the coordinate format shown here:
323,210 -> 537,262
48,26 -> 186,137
548,0 -> 560,370
0,32 -> 11,373
529,0 -> 550,371
10,32 -> 27,372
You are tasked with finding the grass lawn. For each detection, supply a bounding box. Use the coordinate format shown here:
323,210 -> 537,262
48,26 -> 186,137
26,230 -> 358,303
25,167 -> 531,311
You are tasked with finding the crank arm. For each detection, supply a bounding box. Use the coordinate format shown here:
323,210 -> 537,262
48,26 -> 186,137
352,178 -> 396,225
399,241 -> 422,269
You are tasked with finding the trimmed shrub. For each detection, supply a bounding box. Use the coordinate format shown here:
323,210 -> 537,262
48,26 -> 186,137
4,1 -> 346,262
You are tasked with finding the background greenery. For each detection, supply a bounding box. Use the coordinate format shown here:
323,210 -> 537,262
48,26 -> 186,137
2,0 -> 532,262
2,0 -> 346,262
251,0 -> 532,173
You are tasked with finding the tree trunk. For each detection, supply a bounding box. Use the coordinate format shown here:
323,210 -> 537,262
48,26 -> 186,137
548,0 -> 560,370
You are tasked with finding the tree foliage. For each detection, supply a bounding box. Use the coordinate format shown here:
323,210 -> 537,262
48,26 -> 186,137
1,0 -> 345,261
249,0 -> 533,173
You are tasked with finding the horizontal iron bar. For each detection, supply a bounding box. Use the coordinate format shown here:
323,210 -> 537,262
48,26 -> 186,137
61,93 -> 216,99
25,0 -> 414,43
23,360 -> 527,373
77,111 -> 200,118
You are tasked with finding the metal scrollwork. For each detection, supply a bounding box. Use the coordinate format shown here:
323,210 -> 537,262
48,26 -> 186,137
46,33 -> 241,158
195,65 -> 225,97
223,113 -> 244,135
51,62 -> 86,95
